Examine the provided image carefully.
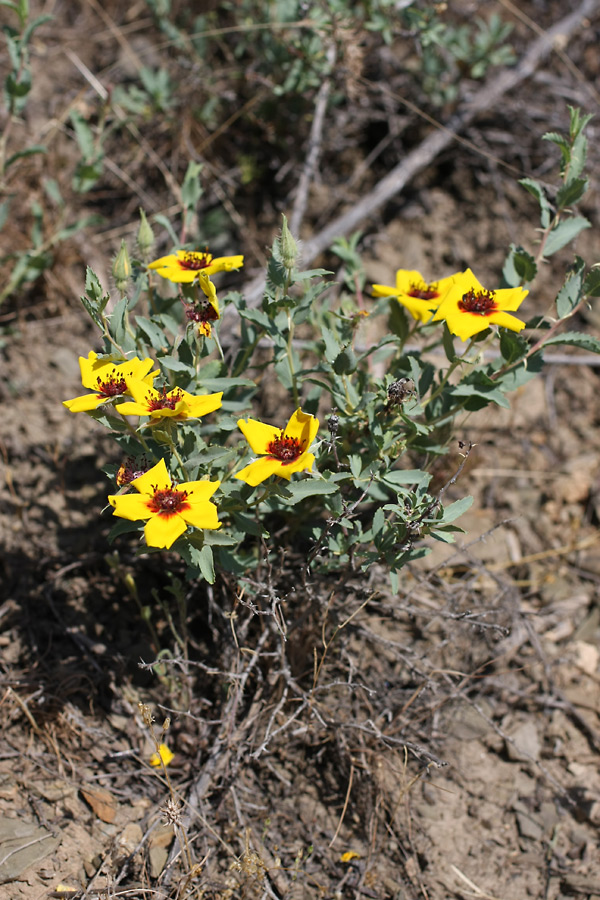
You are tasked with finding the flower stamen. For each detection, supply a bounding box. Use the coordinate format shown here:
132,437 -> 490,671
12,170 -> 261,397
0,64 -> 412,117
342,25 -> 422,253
458,288 -> 498,316
180,251 -> 213,271
408,280 -> 440,301
96,371 -> 128,398
147,386 -> 183,411
267,431 -> 303,464
148,486 -> 189,517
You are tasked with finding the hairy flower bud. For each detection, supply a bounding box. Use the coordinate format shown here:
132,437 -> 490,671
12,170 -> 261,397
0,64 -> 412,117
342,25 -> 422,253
280,214 -> 298,271
112,240 -> 131,293
137,207 -> 155,259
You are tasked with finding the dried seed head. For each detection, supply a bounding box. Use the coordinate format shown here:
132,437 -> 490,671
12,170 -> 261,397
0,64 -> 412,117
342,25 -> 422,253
161,796 -> 183,827
138,702 -> 155,727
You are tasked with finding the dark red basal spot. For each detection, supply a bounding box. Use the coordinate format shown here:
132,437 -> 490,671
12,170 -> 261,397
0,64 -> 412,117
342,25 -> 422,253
267,431 -> 303,464
408,281 -> 439,301
148,486 -> 190,517
458,288 -> 498,316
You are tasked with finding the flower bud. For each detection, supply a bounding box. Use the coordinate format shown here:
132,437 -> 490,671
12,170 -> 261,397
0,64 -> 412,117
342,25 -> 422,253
137,207 -> 155,259
280,214 -> 298,271
112,240 -> 131,294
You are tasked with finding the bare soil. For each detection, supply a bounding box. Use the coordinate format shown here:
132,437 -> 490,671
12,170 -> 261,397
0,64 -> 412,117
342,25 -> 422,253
1,2 -> 600,899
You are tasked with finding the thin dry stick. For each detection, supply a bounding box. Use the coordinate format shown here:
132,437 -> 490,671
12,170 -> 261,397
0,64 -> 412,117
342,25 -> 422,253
289,42 -> 336,235
241,0 -> 598,305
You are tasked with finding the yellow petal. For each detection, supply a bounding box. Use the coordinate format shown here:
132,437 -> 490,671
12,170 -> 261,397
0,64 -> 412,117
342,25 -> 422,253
238,418 -> 281,455
278,451 -> 315,480
131,458 -> 171,494
234,457 -> 285,486
108,493 -> 154,521
144,513 -> 187,548
181,391 -> 223,418
149,743 -> 175,767
284,408 -> 319,448
63,393 -> 109,413
181,500 -> 221,531
340,851 -> 361,863
178,480 -> 220,501
205,254 -> 244,273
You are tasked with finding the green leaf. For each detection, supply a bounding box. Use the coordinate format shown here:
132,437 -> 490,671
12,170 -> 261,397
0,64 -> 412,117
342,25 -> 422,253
321,324 -> 342,365
542,332 -> 600,354
157,355 -> 195,376
382,469 -> 431,489
181,161 -> 203,212
568,106 -> 593,140
556,177 -> 588,210
110,295 -> 130,347
442,323 -> 457,362
499,330 -> 527,363
135,315 -> 168,350
438,495 -> 473,524
583,267 -> 600,298
501,244 -> 537,287
543,216 -> 590,257
569,128 -> 589,182
555,257 -> 585,319
70,109 -> 95,160
107,519 -> 142,542
388,298 -> 409,342
542,130 -> 571,174
81,266 -> 109,327
519,177 -> 551,228
152,214 -> 179,247
278,479 -> 339,503
333,347 -> 357,375
4,143 -> 46,171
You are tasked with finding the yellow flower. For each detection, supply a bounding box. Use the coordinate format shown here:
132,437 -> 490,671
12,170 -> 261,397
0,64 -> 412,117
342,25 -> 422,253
115,380 -> 222,422
234,408 -> 319,487
148,248 -> 244,284
183,272 -> 220,338
372,269 -> 460,323
149,743 -> 175,767
63,352 -> 159,413
108,458 -> 220,549
431,268 -> 528,341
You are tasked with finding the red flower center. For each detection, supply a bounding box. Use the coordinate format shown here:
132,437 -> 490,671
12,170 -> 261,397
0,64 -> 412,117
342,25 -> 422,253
458,288 -> 497,316
148,486 -> 189,517
179,251 -> 213,271
408,281 -> 439,301
96,370 -> 127,398
267,432 -> 303,464
147,386 -> 183,411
